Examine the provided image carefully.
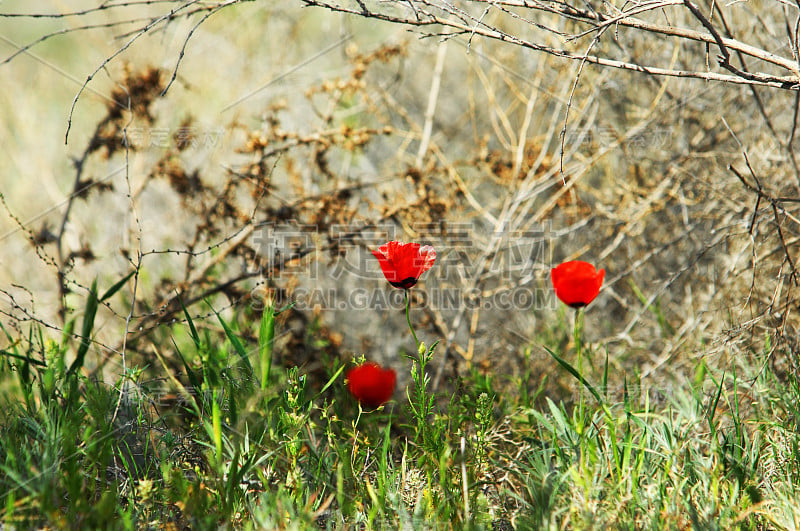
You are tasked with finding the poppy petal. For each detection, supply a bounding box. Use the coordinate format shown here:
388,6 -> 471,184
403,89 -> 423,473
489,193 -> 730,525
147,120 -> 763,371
372,241 -> 436,289
346,362 -> 397,408
551,260 -> 605,308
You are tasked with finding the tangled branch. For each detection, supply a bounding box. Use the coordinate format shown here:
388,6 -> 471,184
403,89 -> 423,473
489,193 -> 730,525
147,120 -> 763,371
300,0 -> 800,89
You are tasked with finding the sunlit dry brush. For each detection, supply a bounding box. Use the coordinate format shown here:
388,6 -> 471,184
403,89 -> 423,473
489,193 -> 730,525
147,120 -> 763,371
1,1 -> 800,528
2,1 -> 799,404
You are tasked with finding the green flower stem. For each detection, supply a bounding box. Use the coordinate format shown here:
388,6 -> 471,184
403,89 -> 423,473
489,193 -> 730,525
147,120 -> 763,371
405,290 -> 420,349
574,308 -> 585,420
574,308 -> 584,375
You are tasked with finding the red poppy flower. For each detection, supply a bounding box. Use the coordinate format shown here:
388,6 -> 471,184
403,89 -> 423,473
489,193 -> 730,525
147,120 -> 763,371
346,362 -> 397,408
551,260 -> 605,308
372,241 -> 436,289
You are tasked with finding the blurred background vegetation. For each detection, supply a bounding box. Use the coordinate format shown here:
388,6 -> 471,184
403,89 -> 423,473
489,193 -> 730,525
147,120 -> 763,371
2,0 -> 796,396
1,1 -> 800,527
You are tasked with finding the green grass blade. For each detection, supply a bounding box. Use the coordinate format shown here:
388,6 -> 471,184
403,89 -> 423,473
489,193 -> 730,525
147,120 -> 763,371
259,302 -> 275,389
67,278 -> 98,377
543,346 -> 603,404
178,293 -> 201,351
170,337 -> 201,393
315,364 -> 345,398
208,302 -> 253,375
0,349 -> 46,367
0,321 -> 16,344
707,371 -> 725,436
0,323 -> 45,367
212,389 -> 222,465
99,270 -> 135,302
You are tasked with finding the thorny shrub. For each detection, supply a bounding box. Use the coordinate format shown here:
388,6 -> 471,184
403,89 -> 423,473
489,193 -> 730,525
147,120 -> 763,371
2,32 -> 799,405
